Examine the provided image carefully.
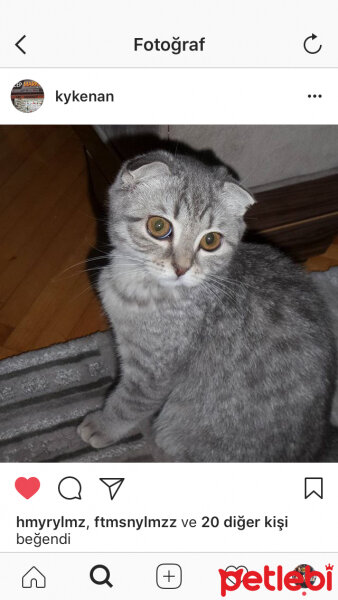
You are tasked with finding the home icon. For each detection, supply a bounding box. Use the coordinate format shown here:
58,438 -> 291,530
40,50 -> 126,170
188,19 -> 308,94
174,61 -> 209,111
22,566 -> 46,588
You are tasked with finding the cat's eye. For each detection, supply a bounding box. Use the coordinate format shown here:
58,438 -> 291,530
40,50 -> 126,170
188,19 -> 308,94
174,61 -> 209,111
199,232 -> 222,251
147,216 -> 172,239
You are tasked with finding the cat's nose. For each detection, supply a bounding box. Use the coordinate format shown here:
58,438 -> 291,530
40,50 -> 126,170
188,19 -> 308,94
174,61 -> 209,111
173,263 -> 189,277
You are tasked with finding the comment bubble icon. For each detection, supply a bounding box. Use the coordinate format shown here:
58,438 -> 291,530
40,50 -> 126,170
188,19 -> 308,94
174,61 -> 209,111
58,476 -> 82,500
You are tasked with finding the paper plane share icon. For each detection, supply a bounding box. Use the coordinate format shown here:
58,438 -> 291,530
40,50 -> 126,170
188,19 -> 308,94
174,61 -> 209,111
100,478 -> 124,500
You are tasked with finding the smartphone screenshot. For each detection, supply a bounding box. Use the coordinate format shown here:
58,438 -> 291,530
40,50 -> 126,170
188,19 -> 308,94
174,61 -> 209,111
0,0 -> 337,596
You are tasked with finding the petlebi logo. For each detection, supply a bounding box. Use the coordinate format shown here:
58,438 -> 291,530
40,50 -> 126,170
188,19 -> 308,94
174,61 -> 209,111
218,564 -> 334,596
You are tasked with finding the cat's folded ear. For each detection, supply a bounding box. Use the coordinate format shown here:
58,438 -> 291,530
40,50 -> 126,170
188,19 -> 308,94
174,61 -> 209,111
120,151 -> 172,186
222,182 -> 255,217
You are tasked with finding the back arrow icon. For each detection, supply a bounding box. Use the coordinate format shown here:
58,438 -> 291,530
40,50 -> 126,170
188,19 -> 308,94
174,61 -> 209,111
303,33 -> 322,54
15,35 -> 26,54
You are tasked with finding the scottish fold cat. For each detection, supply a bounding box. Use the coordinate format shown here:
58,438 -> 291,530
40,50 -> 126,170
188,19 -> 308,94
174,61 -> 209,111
78,150 -> 336,461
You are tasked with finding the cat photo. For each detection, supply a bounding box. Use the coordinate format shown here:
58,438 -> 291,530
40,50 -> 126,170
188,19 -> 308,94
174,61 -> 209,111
78,150 -> 337,461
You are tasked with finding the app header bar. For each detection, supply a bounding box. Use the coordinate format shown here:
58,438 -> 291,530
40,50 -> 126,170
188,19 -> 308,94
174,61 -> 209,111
1,0 -> 337,68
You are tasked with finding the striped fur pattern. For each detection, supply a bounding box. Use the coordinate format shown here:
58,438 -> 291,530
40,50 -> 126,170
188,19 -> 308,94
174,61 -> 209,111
78,151 -> 337,461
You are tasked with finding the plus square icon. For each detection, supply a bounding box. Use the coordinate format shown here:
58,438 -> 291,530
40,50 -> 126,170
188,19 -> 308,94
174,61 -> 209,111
156,564 -> 182,589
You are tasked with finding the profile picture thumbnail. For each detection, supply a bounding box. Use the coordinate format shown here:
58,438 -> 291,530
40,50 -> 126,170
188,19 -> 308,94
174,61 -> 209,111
293,564 -> 317,588
11,79 -> 44,113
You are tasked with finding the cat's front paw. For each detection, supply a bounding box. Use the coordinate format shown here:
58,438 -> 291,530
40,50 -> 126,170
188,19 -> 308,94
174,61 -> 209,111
77,411 -> 117,448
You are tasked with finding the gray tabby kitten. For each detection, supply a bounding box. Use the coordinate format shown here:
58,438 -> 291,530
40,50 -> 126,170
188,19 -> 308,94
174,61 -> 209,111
78,150 -> 337,461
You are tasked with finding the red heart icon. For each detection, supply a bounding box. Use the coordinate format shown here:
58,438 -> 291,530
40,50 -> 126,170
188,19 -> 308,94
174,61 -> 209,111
15,477 -> 40,499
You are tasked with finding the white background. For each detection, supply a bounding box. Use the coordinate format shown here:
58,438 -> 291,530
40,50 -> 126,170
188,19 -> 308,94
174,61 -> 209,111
1,68 -> 338,124
1,463 -> 336,553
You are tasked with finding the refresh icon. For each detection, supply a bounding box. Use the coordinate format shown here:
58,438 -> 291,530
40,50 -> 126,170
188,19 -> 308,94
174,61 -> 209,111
303,33 -> 322,54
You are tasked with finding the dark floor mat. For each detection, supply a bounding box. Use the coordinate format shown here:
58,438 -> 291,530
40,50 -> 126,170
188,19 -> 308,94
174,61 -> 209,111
0,331 -> 154,462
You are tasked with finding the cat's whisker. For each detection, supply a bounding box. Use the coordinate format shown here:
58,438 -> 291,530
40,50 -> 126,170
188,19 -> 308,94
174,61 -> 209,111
67,268 -> 148,301
55,266 -> 106,281
58,260 -> 145,283
110,267 -> 148,281
208,273 -> 255,291
59,255 -> 109,275
90,244 -> 112,254
112,253 -> 150,265
207,274 -> 240,289
68,284 -> 95,303
112,260 -> 147,267
206,278 -> 247,299
200,281 -> 228,311
58,254 -> 148,278
205,274 -> 238,297
204,280 -> 244,319
111,264 -> 148,272
208,281 -> 236,305
112,268 -> 145,275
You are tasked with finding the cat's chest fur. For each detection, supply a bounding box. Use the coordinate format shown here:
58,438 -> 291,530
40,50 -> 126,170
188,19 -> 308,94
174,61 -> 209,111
98,266 -> 197,363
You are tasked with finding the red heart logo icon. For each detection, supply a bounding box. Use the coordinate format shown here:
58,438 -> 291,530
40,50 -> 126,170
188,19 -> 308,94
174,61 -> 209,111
15,477 -> 40,499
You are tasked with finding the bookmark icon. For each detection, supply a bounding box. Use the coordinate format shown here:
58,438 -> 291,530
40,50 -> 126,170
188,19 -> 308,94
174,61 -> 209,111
100,478 -> 124,500
304,477 -> 323,499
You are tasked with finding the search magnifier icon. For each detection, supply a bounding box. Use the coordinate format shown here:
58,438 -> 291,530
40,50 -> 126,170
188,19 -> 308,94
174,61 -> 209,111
90,564 -> 113,588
